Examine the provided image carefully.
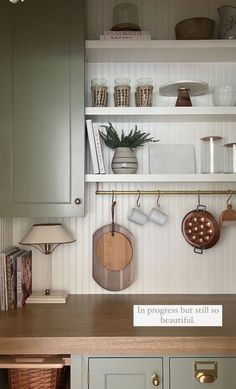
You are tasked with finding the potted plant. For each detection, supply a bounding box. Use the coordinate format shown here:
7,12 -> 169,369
99,122 -> 158,174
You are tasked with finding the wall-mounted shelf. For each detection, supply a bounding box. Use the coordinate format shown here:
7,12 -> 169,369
86,40 -> 236,63
85,107 -> 236,121
86,174 -> 236,183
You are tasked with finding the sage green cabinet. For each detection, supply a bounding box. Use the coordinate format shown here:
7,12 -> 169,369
170,357 -> 236,389
87,357 -> 163,389
0,0 -> 85,217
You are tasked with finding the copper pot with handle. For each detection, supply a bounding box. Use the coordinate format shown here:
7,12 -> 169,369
182,201 -> 220,254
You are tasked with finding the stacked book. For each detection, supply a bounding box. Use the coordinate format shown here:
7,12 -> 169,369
86,119 -> 106,174
100,31 -> 151,40
0,247 -> 32,310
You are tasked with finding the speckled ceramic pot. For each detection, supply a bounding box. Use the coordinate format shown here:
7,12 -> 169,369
218,6 -> 236,39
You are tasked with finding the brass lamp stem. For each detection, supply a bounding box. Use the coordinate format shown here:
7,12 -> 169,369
44,244 -> 52,296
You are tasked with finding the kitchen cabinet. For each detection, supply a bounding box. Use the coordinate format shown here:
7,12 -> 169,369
87,357 -> 163,389
0,0 -> 85,217
83,355 -> 236,389
170,357 -> 236,389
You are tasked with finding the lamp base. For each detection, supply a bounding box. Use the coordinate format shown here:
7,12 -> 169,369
26,291 -> 68,304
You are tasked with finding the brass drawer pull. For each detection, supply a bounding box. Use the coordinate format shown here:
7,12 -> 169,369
151,373 -> 160,386
196,372 -> 216,383
194,361 -> 217,384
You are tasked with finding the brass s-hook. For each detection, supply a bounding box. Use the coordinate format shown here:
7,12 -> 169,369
156,190 -> 161,207
227,190 -> 233,206
111,190 -> 116,236
136,190 -> 141,208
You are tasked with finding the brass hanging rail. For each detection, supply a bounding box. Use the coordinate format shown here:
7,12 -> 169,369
95,183 -> 236,196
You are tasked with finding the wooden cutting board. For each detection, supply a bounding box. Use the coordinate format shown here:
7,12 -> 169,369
93,223 -> 134,291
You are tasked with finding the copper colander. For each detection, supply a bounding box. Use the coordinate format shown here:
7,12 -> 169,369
182,206 -> 220,254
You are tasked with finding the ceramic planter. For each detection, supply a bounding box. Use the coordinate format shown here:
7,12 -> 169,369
111,147 -> 138,174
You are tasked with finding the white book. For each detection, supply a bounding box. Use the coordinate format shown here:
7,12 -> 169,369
86,119 -> 99,174
104,30 -> 150,36
100,35 -> 151,40
93,123 -> 106,174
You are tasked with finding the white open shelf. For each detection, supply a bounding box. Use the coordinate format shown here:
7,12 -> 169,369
86,107 -> 236,119
86,40 -> 236,63
85,174 -> 236,183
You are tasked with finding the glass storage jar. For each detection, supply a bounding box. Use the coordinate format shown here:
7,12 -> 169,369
223,142 -> 236,173
201,136 -> 223,173
112,2 -> 140,31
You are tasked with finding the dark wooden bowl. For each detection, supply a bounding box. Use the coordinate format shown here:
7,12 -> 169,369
175,17 -> 215,39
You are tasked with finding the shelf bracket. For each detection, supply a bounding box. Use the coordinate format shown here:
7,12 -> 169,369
95,183 -> 236,197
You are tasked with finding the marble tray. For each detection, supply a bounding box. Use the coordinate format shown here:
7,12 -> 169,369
149,144 -> 196,174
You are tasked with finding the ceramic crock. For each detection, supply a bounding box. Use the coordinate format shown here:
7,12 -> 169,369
218,6 -> 236,39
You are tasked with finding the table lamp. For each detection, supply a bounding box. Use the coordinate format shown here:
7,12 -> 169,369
20,223 -> 75,303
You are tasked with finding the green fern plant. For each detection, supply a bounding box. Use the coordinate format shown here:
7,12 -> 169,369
99,122 -> 158,149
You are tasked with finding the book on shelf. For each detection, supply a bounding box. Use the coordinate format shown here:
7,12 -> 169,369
16,250 -> 32,308
103,30 -> 150,36
0,246 -> 32,310
92,122 -> 106,174
0,246 -> 19,311
86,119 -> 100,174
6,248 -> 26,310
100,35 -> 151,40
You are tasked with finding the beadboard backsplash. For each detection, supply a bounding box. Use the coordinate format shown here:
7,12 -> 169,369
1,0 -> 236,294
7,179 -> 236,294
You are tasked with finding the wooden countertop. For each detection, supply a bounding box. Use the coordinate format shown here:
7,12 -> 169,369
0,294 -> 236,355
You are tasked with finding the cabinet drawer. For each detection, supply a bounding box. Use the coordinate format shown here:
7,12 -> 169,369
170,357 -> 236,389
88,357 -> 162,389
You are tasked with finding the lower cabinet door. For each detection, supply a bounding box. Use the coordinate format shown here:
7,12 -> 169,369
170,357 -> 236,389
88,357 -> 162,389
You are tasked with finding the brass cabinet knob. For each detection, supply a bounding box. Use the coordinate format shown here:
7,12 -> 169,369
151,373 -> 160,386
74,198 -> 81,205
196,372 -> 216,383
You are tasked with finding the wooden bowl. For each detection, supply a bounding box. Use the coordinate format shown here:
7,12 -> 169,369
175,17 -> 215,40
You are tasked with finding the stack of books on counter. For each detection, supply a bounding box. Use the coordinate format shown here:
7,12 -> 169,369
86,119 -> 106,174
100,31 -> 151,40
0,247 -> 32,310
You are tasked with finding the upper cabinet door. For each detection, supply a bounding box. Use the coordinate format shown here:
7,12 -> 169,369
0,0 -> 85,217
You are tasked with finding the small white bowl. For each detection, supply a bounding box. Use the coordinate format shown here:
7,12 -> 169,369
214,85 -> 236,106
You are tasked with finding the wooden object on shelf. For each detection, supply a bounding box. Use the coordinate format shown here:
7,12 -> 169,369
175,88 -> 192,106
93,224 -> 134,291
